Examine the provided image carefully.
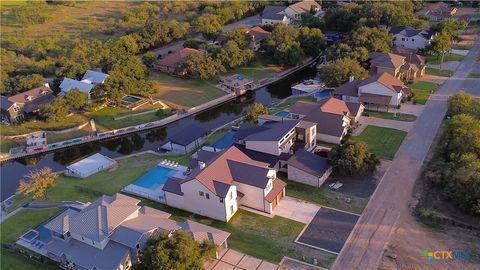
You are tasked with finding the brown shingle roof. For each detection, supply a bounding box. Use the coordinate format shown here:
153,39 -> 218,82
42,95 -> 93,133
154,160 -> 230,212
154,48 -> 200,69
248,26 -> 271,42
359,72 -> 408,94
334,80 -> 361,97
264,179 -> 286,203
358,93 -> 392,106
7,86 -> 52,104
369,52 -> 406,70
288,0 -> 321,14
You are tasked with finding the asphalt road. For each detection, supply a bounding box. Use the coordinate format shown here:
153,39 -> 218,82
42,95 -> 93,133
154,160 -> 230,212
332,33 -> 480,270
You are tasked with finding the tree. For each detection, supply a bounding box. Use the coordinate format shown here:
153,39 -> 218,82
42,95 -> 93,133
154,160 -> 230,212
299,27 -> 325,56
319,58 -> 368,87
10,74 -> 45,93
17,167 -> 58,200
39,98 -> 69,121
347,26 -> 392,53
245,103 -> 268,122
443,114 -> 480,159
218,40 -> 254,69
328,141 -> 380,176
64,88 -> 88,110
326,42 -> 369,62
425,30 -> 451,70
138,230 -> 216,270
274,42 -> 305,66
196,14 -> 223,39
263,24 -> 303,66
226,28 -> 251,49
448,91 -> 480,116
431,18 -> 468,41
177,52 -> 225,80
183,39 -> 203,49
142,51 -> 157,67
13,1 -> 51,26
300,12 -> 325,29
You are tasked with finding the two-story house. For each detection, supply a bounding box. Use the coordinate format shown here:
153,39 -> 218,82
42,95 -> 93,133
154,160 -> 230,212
284,0 -> 321,22
369,52 -> 426,81
162,145 -> 287,222
261,5 -> 290,25
17,193 -> 230,270
390,27 -> 436,51
0,85 -> 54,123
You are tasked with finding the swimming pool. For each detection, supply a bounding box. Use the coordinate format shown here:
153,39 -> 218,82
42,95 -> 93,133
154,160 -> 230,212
315,90 -> 333,100
134,166 -> 177,189
274,111 -> 290,117
211,131 -> 236,150
122,95 -> 142,104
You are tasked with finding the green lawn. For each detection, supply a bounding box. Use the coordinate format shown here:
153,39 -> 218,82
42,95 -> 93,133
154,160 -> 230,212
1,248 -> 59,270
229,58 -> 284,81
316,140 -> 337,148
270,96 -> 316,114
283,179 -> 368,215
452,44 -> 471,50
0,139 -> 20,153
0,114 -> 89,136
426,54 -> 464,65
140,199 -> 306,263
149,72 -> 226,109
46,126 -> 93,144
469,72 -> 480,79
364,110 -> 417,122
91,106 -> 171,130
205,130 -> 227,145
352,125 -> 407,159
409,81 -> 439,104
426,67 -> 454,77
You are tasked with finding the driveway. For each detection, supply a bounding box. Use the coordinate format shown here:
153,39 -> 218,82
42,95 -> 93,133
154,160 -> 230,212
332,33 -> 480,270
274,196 -> 320,224
206,249 -> 279,270
353,117 -> 412,135
389,103 -> 424,116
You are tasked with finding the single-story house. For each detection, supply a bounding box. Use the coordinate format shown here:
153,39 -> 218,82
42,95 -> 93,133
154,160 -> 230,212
163,145 -> 287,222
416,1 -> 457,22
287,149 -> 332,187
369,52 -> 425,80
153,48 -> 201,74
1,85 -> 54,123
261,5 -> 290,25
334,72 -> 411,111
389,27 -> 436,51
16,194 -> 230,270
66,153 -> 117,178
59,77 -> 95,99
284,0 -> 321,21
81,70 -> 109,85
288,97 -> 364,144
162,124 -> 208,154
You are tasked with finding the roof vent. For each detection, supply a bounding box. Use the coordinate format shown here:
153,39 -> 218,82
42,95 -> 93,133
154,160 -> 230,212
349,75 -> 355,82
198,161 -> 206,170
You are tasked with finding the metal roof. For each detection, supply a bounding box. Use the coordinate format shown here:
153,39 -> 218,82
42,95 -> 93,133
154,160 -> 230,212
59,77 -> 94,93
169,124 -> 208,146
288,149 -> 330,177
81,70 -> 108,84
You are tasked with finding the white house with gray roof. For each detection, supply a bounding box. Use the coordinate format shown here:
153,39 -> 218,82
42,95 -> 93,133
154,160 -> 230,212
261,5 -> 291,25
17,193 -> 230,270
390,27 -> 436,50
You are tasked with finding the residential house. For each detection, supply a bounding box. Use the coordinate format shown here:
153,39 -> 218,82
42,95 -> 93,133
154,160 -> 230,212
162,145 -> 287,222
390,27 -> 436,50
153,48 -> 201,74
392,46 -> 427,67
59,78 -> 95,99
261,5 -> 290,25
81,70 -> 109,85
284,0 -> 322,21
417,1 -> 457,22
234,119 -> 317,156
244,26 -> 271,51
369,52 -> 426,81
0,85 -> 54,123
334,72 -> 412,111
16,193 -> 230,270
287,149 -> 332,187
288,97 -> 363,144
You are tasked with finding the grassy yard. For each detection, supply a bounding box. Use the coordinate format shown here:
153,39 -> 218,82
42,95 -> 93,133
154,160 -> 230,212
426,54 -> 464,65
149,72 -> 226,109
0,114 -> 88,136
140,199 -> 306,263
0,139 -> 20,153
409,81 -> 439,105
352,125 -> 407,159
426,67 -> 454,77
46,125 -> 93,144
270,95 -> 316,114
91,105 -> 171,131
316,140 -> 337,148
283,179 -> 368,215
229,58 -> 285,81
364,110 -> 417,122
0,208 -> 61,270
469,72 -> 480,79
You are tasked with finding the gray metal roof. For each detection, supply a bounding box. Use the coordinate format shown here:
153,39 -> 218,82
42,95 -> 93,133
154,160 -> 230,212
213,180 -> 231,198
1,96 -> 14,110
288,149 -> 330,177
169,124 -> 208,146
81,70 -> 108,84
262,5 -> 287,21
227,159 -> 270,188
59,77 -> 94,93
243,120 -> 299,141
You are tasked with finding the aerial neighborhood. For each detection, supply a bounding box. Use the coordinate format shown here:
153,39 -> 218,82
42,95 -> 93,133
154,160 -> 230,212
1,1 -> 479,270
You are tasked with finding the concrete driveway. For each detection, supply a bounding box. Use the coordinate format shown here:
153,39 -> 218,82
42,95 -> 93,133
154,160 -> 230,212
274,196 -> 320,224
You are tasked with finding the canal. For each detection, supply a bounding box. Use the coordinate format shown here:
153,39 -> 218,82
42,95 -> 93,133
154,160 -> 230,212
0,66 -> 317,201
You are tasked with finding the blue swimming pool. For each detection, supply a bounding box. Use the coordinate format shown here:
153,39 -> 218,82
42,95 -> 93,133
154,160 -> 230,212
315,90 -> 333,100
274,111 -> 290,117
211,131 -> 236,150
134,166 -> 177,189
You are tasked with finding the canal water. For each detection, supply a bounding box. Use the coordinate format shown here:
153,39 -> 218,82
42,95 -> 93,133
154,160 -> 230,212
0,66 -> 317,201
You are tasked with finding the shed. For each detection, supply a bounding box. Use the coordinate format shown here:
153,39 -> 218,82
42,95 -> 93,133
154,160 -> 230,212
287,149 -> 332,187
66,153 -> 117,178
163,125 -> 208,154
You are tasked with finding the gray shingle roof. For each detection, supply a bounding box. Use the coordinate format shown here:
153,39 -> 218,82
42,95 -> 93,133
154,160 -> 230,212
262,5 -> 287,21
288,149 -> 330,177
227,159 -> 270,188
162,177 -> 184,195
1,96 -> 14,110
169,124 -> 208,146
243,120 -> 299,141
213,180 -> 231,198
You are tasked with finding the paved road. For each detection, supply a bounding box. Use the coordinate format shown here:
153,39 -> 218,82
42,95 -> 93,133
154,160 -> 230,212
152,15 -> 261,57
332,33 -> 480,270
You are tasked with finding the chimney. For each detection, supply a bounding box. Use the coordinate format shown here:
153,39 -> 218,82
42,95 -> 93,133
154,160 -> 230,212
44,83 -> 50,88
349,75 -> 355,82
198,161 -> 206,170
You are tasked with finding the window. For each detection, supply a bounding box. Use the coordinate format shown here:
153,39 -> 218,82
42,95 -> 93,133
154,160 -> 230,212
92,241 -> 95,245
229,192 -> 233,200
230,205 -> 234,214
402,38 -> 405,41
206,193 -> 210,199
220,198 -> 224,203
136,244 -> 140,249
411,38 -> 415,42
199,191 -> 204,197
